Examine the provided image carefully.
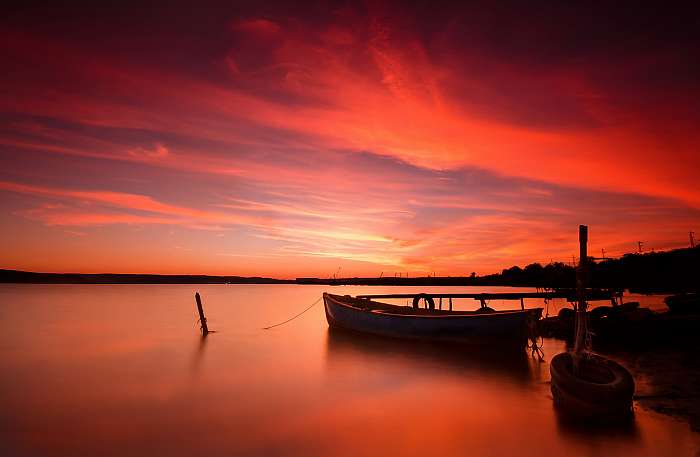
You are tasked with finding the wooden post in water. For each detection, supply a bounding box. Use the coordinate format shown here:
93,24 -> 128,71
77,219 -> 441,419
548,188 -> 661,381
195,292 -> 209,336
573,225 -> 588,356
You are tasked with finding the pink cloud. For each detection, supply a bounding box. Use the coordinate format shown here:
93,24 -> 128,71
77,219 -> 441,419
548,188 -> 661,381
1,14 -> 699,276
3,26 -> 700,209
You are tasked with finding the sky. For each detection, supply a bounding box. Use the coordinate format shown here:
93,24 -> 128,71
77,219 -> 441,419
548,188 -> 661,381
1,1 -> 699,277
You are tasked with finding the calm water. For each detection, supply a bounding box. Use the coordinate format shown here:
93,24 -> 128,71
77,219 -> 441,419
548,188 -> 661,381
0,284 -> 697,457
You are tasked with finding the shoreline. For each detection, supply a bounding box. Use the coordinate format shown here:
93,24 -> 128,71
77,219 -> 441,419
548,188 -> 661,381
0,269 -> 558,287
606,347 -> 700,433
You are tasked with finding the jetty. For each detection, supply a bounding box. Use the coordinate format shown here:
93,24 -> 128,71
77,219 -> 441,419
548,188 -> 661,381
356,289 -> 619,308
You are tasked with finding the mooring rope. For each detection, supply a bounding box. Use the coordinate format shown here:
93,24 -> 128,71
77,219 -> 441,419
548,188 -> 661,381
527,314 -> 545,361
528,334 -> 545,361
262,296 -> 322,330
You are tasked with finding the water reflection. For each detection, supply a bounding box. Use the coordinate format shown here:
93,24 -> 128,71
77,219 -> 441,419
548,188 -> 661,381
325,327 -> 532,384
190,334 -> 209,374
0,285 -> 698,457
555,410 -> 639,443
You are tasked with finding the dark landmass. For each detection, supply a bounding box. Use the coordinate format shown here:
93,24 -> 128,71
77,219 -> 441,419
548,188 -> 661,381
2,245 -> 698,289
491,245 -> 698,292
296,276 -> 499,286
0,269 -> 294,284
301,246 -> 699,292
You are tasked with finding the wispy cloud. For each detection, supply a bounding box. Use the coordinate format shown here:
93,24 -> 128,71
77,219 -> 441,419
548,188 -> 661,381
1,6 -> 699,275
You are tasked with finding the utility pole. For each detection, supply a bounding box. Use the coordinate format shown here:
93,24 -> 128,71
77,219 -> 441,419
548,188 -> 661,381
601,248 -> 606,260
691,231 -> 696,248
637,241 -> 643,253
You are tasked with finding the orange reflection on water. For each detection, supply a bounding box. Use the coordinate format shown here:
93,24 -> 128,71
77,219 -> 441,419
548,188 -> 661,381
0,284 -> 698,456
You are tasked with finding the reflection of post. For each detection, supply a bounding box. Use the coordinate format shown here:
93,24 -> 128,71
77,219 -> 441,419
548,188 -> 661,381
195,292 -> 209,335
574,225 -> 588,356
190,333 -> 209,374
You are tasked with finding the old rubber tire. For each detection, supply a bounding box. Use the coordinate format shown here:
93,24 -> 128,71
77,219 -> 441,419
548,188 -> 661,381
550,352 -> 634,407
412,294 -> 435,310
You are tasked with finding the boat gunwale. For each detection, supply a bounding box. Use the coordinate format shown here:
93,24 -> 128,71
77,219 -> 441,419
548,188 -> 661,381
324,293 -> 541,319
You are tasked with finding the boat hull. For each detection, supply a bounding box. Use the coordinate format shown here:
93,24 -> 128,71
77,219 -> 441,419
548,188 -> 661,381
323,293 -> 540,346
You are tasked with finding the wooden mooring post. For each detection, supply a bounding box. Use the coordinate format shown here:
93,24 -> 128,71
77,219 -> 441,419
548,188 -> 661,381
573,225 -> 588,357
195,292 -> 209,336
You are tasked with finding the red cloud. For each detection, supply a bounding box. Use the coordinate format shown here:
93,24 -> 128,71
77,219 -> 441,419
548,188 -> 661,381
1,9 -> 699,275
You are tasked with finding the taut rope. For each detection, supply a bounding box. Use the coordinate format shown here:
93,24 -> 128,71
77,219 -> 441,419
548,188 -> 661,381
262,296 -> 322,330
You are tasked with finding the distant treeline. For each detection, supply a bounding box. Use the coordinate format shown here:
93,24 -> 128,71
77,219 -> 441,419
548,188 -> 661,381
300,246 -> 699,292
494,246 -> 699,292
0,270 -> 294,284
2,246 -> 697,291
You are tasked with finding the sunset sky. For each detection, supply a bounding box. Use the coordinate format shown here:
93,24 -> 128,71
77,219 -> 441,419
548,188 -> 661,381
1,1 -> 699,277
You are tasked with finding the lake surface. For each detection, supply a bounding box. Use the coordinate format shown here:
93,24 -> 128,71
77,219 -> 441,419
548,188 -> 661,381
0,284 -> 697,457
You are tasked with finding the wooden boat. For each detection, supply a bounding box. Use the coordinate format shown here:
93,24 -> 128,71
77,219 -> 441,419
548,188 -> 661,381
323,293 -> 542,346
664,293 -> 700,314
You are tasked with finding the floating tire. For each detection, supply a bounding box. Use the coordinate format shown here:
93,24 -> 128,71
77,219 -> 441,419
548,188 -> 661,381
550,352 -> 634,418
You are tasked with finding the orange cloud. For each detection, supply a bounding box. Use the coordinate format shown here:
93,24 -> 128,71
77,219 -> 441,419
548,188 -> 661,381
3,26 -> 699,207
1,9 -> 699,276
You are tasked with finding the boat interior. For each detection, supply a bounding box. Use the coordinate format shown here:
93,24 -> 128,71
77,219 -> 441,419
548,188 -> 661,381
326,293 -> 539,316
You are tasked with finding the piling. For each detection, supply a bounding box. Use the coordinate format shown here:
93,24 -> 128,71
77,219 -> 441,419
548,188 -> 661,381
195,292 -> 209,335
573,225 -> 588,361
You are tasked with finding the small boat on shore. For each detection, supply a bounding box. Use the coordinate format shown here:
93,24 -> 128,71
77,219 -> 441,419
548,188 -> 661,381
323,293 -> 542,346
